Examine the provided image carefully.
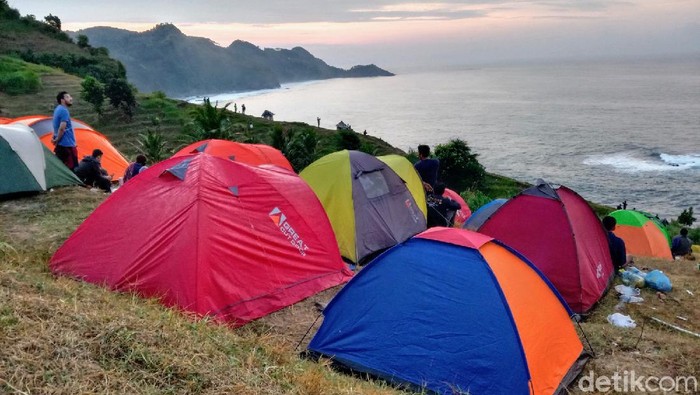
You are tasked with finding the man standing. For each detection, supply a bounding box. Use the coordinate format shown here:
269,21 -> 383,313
671,228 -> 693,258
414,144 -> 440,193
52,91 -> 78,170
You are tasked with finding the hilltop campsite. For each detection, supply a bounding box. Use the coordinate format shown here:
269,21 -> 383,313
2,2 -> 699,395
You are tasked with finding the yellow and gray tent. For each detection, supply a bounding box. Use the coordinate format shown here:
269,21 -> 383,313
300,150 -> 426,264
377,154 -> 427,220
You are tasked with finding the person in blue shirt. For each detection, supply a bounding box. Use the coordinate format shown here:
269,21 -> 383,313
414,144 -> 440,193
671,228 -> 693,258
51,91 -> 78,170
603,216 -> 627,272
123,154 -> 148,183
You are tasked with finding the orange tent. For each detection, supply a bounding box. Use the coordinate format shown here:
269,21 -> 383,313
11,115 -> 94,135
40,129 -> 129,177
0,117 -> 12,124
610,210 -> 672,260
173,139 -> 293,171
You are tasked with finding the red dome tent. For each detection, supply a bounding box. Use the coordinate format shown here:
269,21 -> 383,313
174,139 -> 293,171
50,154 -> 352,326
475,181 -> 614,314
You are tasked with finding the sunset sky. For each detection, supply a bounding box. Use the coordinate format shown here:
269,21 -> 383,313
9,0 -> 700,68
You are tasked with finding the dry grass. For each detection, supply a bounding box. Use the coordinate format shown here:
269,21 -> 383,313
0,188 -> 404,394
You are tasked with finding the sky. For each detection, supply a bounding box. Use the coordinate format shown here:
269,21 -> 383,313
9,0 -> 700,69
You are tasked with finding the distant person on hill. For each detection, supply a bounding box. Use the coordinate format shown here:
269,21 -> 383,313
123,154 -> 148,183
233,103 -> 237,113
241,104 -> 246,114
426,183 -> 461,228
317,117 -> 321,128
51,91 -> 78,170
603,215 -> 627,272
414,144 -> 440,193
622,200 -> 628,210
671,228 -> 693,259
74,149 -> 112,193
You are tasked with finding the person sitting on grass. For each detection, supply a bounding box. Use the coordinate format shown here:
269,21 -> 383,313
123,154 -> 148,183
426,183 -> 461,228
602,215 -> 627,272
671,228 -> 693,259
74,149 -> 112,193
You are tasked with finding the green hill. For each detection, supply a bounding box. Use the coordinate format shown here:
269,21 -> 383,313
78,24 -> 394,97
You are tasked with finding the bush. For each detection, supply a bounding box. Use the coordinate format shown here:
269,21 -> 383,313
334,129 -> 361,151
678,207 -> 696,226
434,139 -> 485,191
461,189 -> 492,212
0,69 -> 41,95
137,128 -> 169,164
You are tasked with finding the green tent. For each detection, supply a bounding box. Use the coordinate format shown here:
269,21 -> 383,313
0,124 -> 46,195
0,124 -> 81,197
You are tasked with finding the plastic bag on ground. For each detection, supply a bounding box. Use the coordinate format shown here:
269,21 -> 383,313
645,270 -> 672,292
614,285 -> 644,303
607,313 -> 637,328
621,270 -> 645,288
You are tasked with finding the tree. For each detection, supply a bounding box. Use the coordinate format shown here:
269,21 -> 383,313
105,78 -> 136,119
284,129 -> 318,171
191,97 -> 230,133
77,34 -> 90,48
137,128 -> 169,163
434,138 -> 485,191
678,207 -> 696,226
80,76 -> 105,115
43,14 -> 61,30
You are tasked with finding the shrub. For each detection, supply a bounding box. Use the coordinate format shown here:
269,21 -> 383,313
137,128 -> 169,164
334,129 -> 361,151
0,69 -> 41,95
461,189 -> 492,212
434,139 -> 485,191
678,207 -> 696,226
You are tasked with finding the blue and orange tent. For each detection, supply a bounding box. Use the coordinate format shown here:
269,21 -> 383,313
309,227 -> 587,395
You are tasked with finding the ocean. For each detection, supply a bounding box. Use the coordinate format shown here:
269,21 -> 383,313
192,57 -> 700,218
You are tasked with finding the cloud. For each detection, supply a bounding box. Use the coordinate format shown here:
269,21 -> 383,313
11,0 -> 627,24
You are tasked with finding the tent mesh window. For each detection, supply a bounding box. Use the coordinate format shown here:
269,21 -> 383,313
357,171 -> 390,199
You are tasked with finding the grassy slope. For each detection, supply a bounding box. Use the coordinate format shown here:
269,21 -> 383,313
3,62 -> 698,394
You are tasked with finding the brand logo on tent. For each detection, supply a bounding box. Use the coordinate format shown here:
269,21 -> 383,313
596,263 -> 603,279
269,207 -> 309,256
405,199 -> 421,223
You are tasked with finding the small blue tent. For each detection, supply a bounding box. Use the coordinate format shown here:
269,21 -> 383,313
462,198 -> 507,230
308,227 -> 586,395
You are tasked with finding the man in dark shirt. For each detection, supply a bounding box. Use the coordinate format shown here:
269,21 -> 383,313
603,216 -> 627,272
427,183 -> 461,228
414,144 -> 439,193
74,149 -> 112,193
671,228 -> 693,258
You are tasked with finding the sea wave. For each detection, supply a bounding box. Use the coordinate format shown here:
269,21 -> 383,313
583,152 -> 700,172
